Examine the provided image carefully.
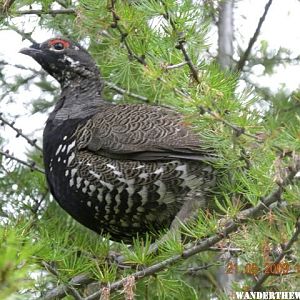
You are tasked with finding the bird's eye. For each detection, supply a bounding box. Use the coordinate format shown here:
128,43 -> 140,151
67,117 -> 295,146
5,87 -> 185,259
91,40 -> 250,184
49,39 -> 70,51
53,42 -> 64,50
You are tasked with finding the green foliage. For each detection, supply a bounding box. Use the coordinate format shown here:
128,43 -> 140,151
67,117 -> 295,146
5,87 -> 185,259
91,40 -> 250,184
180,210 -> 218,239
121,234 -> 155,265
0,0 -> 299,298
0,221 -> 40,299
138,272 -> 199,300
0,164 -> 47,219
37,204 -> 111,278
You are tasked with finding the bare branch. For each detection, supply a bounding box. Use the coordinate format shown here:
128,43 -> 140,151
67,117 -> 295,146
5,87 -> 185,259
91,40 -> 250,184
161,2 -> 200,83
0,59 -> 49,78
175,40 -> 200,83
43,274 -> 94,300
0,0 -> 16,13
15,8 -> 76,16
7,25 -> 37,44
0,149 -> 45,174
251,218 -> 300,291
182,263 -> 220,275
236,0 -> 273,72
208,246 -> 242,253
104,81 -> 149,102
165,61 -> 188,70
0,113 -> 43,151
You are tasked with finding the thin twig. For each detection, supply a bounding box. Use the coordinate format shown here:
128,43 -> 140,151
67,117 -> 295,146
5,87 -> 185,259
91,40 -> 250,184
0,0 -> 16,13
7,25 -> 37,44
0,59 -> 48,75
43,274 -> 94,300
198,105 -> 262,141
68,287 -> 84,300
236,0 -> 273,72
208,246 -> 242,253
176,41 -> 200,83
180,263 -> 220,275
56,0 -> 69,8
165,61 -> 188,70
0,113 -> 43,151
0,60 -> 37,72
251,218 -> 300,291
108,1 -> 197,99
42,262 -> 84,300
104,81 -> 149,102
0,149 -> 45,174
109,0 -> 146,66
42,261 -> 59,276
30,191 -> 49,215
15,8 -> 76,15
161,1 -> 200,83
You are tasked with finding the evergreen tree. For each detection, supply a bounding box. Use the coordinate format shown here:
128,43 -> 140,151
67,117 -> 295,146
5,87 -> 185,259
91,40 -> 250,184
0,0 -> 299,299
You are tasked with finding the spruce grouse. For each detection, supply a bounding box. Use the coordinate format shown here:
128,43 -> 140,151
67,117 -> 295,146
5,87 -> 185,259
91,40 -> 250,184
20,38 -> 216,243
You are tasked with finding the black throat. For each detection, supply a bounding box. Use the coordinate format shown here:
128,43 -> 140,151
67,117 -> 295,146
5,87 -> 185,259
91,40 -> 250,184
48,73 -> 109,126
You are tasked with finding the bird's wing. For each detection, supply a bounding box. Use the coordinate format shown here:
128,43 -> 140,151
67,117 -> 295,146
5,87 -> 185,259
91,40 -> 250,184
81,104 -> 215,161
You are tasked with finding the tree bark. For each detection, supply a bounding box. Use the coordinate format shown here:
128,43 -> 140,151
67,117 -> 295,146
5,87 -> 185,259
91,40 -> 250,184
217,0 -> 234,69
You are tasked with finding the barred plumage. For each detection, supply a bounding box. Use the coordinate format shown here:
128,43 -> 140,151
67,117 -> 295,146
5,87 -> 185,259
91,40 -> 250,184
20,37 -> 216,243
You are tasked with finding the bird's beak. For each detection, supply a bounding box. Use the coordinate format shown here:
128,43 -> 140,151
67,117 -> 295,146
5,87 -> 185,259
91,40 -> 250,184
19,43 -> 42,58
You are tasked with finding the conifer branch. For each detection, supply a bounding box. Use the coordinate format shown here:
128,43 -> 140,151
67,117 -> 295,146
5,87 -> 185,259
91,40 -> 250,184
109,0 -> 147,66
0,149 -> 45,174
42,261 -> 84,300
43,274 -> 93,300
45,157 -> 299,300
161,1 -> 200,83
107,0 -> 197,99
198,105 -> 262,141
175,40 -> 200,83
0,113 -> 43,151
251,218 -> 300,291
236,0 -> 273,72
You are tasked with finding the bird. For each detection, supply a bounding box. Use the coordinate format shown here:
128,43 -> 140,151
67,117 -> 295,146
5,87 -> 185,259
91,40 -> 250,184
20,37 -> 216,243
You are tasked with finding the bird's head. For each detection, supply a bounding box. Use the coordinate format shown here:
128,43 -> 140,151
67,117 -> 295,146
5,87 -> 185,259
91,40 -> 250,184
20,37 -> 100,86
